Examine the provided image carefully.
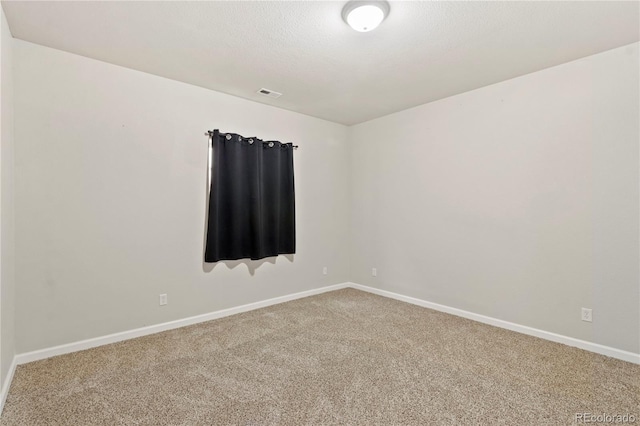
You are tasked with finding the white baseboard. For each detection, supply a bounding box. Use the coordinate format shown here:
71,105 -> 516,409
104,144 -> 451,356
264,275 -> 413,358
0,356 -> 17,415
11,280 -> 640,371
15,283 -> 349,365
347,282 -> 640,365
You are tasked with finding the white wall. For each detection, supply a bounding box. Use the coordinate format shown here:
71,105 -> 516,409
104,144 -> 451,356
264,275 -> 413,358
349,43 -> 640,354
10,37 -> 640,357
13,40 -> 350,353
0,7 -> 16,384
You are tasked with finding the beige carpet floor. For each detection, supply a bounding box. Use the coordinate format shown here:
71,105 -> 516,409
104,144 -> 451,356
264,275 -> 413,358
1,288 -> 638,425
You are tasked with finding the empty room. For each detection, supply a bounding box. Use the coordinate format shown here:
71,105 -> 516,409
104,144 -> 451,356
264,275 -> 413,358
0,0 -> 638,424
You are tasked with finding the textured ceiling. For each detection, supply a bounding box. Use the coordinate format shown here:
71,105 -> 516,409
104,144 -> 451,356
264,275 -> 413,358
3,1 -> 639,125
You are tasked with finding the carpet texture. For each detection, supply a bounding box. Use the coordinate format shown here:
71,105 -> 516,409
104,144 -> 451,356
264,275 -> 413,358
1,288 -> 638,425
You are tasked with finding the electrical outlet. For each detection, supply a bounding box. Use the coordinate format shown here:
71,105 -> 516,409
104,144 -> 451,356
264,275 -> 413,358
323,266 -> 328,275
581,308 -> 592,322
372,268 -> 377,277
159,294 -> 168,306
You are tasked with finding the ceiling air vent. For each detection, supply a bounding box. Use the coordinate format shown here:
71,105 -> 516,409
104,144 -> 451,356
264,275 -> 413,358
257,88 -> 283,99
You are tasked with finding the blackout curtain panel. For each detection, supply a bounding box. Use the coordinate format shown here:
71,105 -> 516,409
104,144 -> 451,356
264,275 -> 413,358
205,130 -> 296,262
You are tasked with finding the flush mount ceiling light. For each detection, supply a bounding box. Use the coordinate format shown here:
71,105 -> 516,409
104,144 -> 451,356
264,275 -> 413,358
342,1 -> 390,32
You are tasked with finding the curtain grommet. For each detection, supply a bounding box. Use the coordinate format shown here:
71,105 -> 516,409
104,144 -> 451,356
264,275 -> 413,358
238,136 -> 243,141
249,139 -> 254,144
268,142 -> 274,148
225,134 -> 232,141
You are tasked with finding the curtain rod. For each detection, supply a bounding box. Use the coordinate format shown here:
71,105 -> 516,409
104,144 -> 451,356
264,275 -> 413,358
205,131 -> 298,149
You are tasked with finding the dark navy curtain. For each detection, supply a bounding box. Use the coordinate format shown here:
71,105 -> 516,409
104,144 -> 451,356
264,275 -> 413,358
205,130 -> 296,262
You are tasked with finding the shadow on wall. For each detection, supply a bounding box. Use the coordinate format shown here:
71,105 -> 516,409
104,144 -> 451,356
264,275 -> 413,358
202,255 -> 294,275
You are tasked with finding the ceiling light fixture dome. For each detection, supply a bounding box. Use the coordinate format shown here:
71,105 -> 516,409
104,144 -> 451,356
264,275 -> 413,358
342,1 -> 390,32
